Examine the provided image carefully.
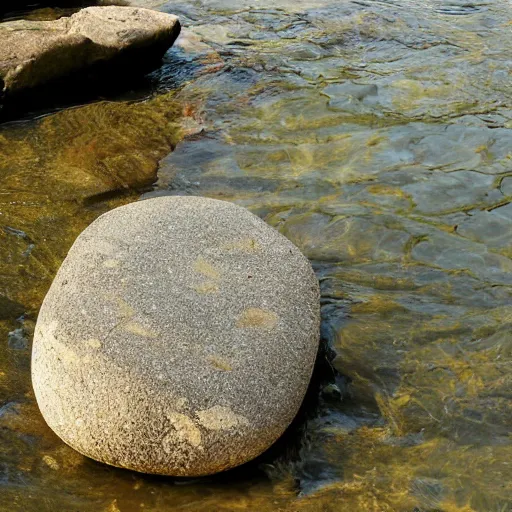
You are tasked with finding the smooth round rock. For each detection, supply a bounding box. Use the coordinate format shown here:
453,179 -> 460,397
32,196 -> 320,476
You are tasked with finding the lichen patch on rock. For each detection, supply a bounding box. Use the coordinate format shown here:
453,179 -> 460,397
236,308 -> 279,329
166,413 -> 202,449
196,405 -> 249,431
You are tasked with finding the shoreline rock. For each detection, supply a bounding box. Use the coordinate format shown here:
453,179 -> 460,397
31,196 -> 321,476
0,6 -> 180,112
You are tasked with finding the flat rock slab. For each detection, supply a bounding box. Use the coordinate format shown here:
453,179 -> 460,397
0,6 -> 180,98
32,196 -> 320,476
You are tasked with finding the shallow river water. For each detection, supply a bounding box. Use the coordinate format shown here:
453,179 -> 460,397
0,0 -> 511,511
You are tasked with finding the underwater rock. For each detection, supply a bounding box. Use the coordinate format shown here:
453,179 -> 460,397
31,196 -> 320,476
0,6 -> 180,103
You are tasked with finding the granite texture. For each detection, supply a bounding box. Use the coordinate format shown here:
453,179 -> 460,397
31,196 -> 320,476
0,6 -> 180,97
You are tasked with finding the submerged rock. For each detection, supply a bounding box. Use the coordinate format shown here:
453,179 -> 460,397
0,6 -> 180,105
31,196 -> 320,476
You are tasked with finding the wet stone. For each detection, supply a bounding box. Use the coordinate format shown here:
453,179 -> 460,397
7,328 -> 27,350
402,170 -> 497,214
456,210 -> 512,248
501,177 -> 512,196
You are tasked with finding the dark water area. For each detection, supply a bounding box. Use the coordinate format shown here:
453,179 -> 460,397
0,0 -> 511,511
0,1 -> 94,19
0,1 -> 138,22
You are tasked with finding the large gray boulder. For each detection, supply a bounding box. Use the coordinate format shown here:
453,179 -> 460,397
32,196 -> 320,476
0,6 -> 180,99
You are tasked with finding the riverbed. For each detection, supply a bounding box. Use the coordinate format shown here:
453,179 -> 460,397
0,1 -> 511,510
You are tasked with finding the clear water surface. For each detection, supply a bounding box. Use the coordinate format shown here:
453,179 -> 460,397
0,0 -> 511,510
